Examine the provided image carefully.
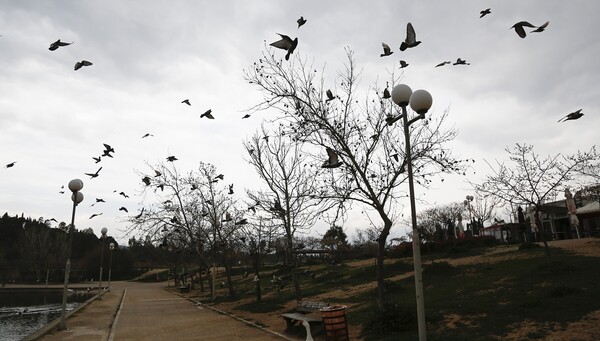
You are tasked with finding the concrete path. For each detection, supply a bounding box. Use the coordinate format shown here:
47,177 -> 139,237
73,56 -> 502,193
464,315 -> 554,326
36,281 -> 291,341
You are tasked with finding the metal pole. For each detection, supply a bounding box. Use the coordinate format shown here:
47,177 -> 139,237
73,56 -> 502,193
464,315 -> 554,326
98,236 -> 105,295
402,105 -> 427,341
107,246 -> 113,291
59,202 -> 77,330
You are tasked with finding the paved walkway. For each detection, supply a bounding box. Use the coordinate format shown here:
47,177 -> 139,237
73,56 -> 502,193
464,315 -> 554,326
36,281 -> 291,341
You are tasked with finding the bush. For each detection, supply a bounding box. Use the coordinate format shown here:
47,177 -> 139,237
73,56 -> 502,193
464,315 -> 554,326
361,303 -> 415,339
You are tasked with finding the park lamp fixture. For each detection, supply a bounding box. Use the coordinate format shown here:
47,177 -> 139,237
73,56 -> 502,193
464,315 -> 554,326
60,179 -> 84,330
389,83 -> 432,341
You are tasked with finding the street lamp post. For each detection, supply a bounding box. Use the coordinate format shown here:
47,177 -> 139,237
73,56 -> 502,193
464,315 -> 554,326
464,195 -> 474,236
390,84 -> 433,341
98,227 -> 108,296
108,242 -> 114,291
60,179 -> 84,330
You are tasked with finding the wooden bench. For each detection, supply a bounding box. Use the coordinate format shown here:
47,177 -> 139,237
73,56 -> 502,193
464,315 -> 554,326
281,300 -> 329,335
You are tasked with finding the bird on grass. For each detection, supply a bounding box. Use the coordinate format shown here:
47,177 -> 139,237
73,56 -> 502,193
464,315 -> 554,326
400,23 -> 421,51
531,21 -> 549,33
322,147 -> 343,168
558,109 -> 583,122
511,21 -> 536,38
380,42 -> 393,57
85,167 -> 102,179
200,109 -> 214,119
480,8 -> 491,18
74,60 -> 93,70
49,39 -> 73,51
270,33 -> 298,61
297,16 -> 306,28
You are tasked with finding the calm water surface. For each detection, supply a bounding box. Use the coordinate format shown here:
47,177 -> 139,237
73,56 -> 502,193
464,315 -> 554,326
0,290 -> 93,341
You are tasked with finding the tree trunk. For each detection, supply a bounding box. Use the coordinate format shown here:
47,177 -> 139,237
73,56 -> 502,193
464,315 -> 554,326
375,218 -> 393,309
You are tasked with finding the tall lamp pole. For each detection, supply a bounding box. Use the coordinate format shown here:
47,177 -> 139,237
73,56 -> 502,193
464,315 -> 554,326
108,242 -> 114,291
60,179 -> 84,330
98,227 -> 108,296
389,84 -> 433,341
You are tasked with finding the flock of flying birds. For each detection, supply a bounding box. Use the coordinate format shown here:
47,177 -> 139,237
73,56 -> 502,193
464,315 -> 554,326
2,7 -> 589,229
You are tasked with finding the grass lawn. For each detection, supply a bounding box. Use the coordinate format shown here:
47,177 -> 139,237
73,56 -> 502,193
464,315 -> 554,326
170,238 -> 600,341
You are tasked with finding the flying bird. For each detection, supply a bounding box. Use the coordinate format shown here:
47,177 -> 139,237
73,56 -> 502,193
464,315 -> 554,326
89,213 -> 103,219
119,206 -> 128,213
380,42 -> 393,57
326,89 -> 335,102
235,218 -> 248,225
399,60 -> 409,68
5,161 -> 16,168
182,99 -> 191,106
383,88 -> 391,99
297,16 -> 306,28
242,114 -> 251,119
154,170 -> 162,177
49,39 -> 73,51
92,156 -> 101,163
142,176 -> 151,186
74,60 -> 93,70
400,22 -> 421,51
85,167 -> 102,179
228,184 -> 234,195
322,147 -> 343,168
200,109 -> 214,119
511,21 -> 536,38
531,21 -> 549,33
142,133 -> 153,138
435,61 -> 451,67
270,33 -> 298,61
166,156 -> 178,162
102,143 -> 115,157
558,109 -> 584,122
453,58 -> 470,65
480,8 -> 491,18
119,191 -> 129,198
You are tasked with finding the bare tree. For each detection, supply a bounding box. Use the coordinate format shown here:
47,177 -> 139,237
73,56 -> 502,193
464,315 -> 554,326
416,202 -> 464,243
243,127 -> 330,300
244,48 -> 465,308
475,143 -> 599,256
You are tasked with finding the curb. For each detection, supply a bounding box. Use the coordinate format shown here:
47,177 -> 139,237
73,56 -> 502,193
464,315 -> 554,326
164,288 -> 295,341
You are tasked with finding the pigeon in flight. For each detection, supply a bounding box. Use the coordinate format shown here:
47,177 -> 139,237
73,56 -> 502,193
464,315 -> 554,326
322,147 -> 343,168
380,42 -> 393,57
399,60 -> 409,68
119,191 -> 129,198
297,16 -> 306,28
49,39 -> 73,51
166,156 -> 178,162
400,23 -> 421,51
182,99 -> 191,106
531,21 -> 549,33
142,133 -> 153,138
511,21 -> 536,38
383,88 -> 391,99
435,61 -> 451,67
5,161 -> 16,168
102,143 -> 115,157
119,206 -> 128,213
242,114 -> 251,119
228,184 -> 234,195
214,174 -> 224,181
74,60 -> 93,70
142,176 -> 151,186
92,156 -> 101,163
200,109 -> 214,119
85,167 -> 102,179
453,58 -> 470,65
154,170 -> 162,177
480,8 -> 491,18
558,109 -> 583,122
270,33 -> 298,61
326,89 -> 335,102
89,213 -> 103,219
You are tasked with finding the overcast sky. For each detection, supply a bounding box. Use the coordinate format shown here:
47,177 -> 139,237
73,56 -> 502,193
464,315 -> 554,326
1,1 -> 598,245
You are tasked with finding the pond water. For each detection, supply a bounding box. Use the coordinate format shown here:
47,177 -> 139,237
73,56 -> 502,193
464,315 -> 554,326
0,289 -> 93,341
